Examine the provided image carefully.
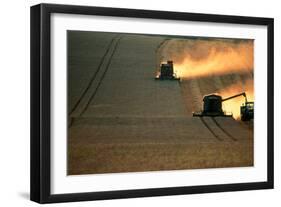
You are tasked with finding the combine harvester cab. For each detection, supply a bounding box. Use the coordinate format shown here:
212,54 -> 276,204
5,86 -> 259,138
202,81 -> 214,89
193,92 -> 254,121
155,60 -> 180,80
193,94 -> 232,117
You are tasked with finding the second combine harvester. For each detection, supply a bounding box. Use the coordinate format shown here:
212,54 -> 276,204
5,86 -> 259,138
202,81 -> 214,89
193,92 -> 254,121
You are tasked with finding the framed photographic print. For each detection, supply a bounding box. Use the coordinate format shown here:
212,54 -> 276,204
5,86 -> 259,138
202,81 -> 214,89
30,3 -> 274,203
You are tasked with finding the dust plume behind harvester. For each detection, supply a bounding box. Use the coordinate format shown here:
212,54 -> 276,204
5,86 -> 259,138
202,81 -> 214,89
193,92 -> 254,121
158,39 -> 254,80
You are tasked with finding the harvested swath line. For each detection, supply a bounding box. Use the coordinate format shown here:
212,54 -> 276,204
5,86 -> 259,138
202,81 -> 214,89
157,39 -> 193,114
69,35 -> 119,116
188,79 -> 203,112
80,36 -> 123,116
198,76 -> 217,96
213,75 -> 224,91
178,81 -> 194,114
155,38 -> 170,74
156,38 -> 170,57
220,74 -> 234,89
199,117 -> 222,141
211,117 -> 238,141
232,73 -> 243,86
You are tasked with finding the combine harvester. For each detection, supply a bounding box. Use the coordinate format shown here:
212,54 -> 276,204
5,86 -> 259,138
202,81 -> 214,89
155,60 -> 180,80
193,92 -> 254,121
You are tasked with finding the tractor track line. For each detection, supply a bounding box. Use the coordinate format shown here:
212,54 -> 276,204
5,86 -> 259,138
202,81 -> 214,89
199,117 -> 223,141
156,38 -> 170,52
80,36 -> 122,116
211,117 -> 238,141
155,38 -> 170,71
69,35 -> 119,115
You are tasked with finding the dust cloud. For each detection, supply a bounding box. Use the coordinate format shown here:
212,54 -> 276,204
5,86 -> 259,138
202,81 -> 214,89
158,38 -> 254,119
159,38 -> 254,79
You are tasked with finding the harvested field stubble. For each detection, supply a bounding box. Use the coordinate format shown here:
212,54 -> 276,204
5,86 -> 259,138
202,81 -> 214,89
68,141 -> 253,175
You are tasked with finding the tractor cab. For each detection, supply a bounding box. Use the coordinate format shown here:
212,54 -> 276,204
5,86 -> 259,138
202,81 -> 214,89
240,102 -> 254,121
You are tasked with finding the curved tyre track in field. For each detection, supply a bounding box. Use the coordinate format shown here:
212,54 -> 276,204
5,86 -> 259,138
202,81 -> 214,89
80,36 -> 122,116
69,35 -> 120,115
199,117 -> 223,141
70,35 -> 122,118
211,117 -> 237,141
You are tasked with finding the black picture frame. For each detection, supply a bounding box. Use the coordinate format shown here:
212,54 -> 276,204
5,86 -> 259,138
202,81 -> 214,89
30,3 -> 274,204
